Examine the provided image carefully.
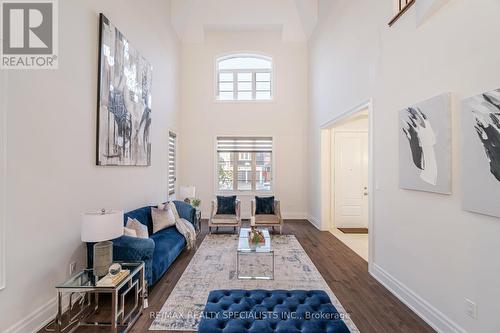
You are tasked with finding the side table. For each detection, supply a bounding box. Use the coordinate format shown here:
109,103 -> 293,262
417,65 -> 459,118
195,208 -> 202,236
48,262 -> 145,333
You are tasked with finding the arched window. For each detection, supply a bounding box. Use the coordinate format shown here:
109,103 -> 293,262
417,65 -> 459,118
216,54 -> 273,101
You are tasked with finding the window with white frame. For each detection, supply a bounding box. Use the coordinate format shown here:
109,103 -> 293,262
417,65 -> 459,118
168,132 -> 177,196
217,137 -> 273,192
216,54 -> 273,101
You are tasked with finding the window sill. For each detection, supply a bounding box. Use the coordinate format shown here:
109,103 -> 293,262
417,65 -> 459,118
214,99 -> 275,104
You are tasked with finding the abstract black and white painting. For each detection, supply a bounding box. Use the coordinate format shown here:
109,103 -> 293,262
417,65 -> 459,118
462,88 -> 500,217
97,14 -> 153,166
399,94 -> 451,194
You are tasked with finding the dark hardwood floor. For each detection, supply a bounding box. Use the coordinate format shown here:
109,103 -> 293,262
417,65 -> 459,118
41,220 -> 434,333
338,227 -> 368,234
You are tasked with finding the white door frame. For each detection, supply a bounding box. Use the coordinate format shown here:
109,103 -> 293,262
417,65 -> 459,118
320,99 -> 375,267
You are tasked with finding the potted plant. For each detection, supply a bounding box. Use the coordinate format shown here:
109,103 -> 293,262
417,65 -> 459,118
191,198 -> 201,209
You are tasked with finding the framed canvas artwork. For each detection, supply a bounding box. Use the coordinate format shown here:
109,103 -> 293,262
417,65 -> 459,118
461,88 -> 500,217
399,93 -> 451,194
96,14 -> 153,166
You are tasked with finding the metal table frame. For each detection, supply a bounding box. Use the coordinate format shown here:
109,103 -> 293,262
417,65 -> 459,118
48,262 -> 145,333
237,228 -> 275,280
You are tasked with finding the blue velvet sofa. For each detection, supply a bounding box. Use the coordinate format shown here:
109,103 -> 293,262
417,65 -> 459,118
87,201 -> 195,286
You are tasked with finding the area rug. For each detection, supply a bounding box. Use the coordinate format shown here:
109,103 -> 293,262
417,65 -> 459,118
149,234 -> 359,332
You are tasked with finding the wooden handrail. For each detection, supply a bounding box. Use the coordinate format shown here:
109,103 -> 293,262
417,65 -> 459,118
388,0 -> 416,27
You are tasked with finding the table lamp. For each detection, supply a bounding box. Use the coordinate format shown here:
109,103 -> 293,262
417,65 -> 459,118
81,209 -> 123,277
179,185 -> 196,203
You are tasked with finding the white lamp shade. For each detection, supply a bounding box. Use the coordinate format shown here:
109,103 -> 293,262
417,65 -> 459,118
81,210 -> 124,242
179,185 -> 196,199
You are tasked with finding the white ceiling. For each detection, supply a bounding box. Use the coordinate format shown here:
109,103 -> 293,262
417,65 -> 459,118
171,0 -> 318,43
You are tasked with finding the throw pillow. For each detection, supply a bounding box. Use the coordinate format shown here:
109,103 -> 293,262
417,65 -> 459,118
216,195 -> 237,215
123,227 -> 137,237
255,196 -> 275,215
151,207 -> 176,233
157,202 -> 180,219
126,217 -> 148,238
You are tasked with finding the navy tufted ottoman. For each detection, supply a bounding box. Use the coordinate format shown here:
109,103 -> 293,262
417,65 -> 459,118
198,290 -> 351,333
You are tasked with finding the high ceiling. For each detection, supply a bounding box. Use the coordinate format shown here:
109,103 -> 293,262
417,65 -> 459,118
171,0 -> 318,43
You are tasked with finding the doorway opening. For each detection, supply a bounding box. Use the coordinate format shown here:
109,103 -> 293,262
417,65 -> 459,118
320,102 -> 373,263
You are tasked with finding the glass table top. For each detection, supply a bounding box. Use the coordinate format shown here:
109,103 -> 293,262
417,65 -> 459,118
238,228 -> 272,253
56,262 -> 143,289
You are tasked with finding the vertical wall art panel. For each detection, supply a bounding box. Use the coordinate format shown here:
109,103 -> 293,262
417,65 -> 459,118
97,14 -> 153,166
399,93 -> 451,194
462,88 -> 500,217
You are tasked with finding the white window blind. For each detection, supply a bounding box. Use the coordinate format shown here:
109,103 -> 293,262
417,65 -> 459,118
168,132 -> 177,195
216,137 -> 273,152
217,137 -> 273,192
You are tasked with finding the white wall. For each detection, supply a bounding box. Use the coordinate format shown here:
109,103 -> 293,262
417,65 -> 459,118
0,0 -> 180,331
308,0 -> 500,332
179,30 -> 308,219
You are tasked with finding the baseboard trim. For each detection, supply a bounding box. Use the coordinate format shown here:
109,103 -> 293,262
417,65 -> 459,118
282,213 -> 308,220
306,215 -> 322,230
4,293 -> 74,333
4,297 -> 57,333
370,263 -> 467,333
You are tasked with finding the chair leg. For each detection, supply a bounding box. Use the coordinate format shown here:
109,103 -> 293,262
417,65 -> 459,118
280,225 -> 282,235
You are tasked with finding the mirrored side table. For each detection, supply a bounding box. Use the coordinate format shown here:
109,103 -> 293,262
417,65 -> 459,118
195,208 -> 202,236
47,262 -> 145,333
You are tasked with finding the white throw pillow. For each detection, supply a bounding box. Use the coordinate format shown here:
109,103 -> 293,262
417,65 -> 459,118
151,207 -> 176,233
157,202 -> 180,219
126,217 -> 149,239
123,227 -> 137,237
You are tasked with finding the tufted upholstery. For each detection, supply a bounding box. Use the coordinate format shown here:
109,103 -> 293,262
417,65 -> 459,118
87,201 -> 195,286
199,290 -> 351,333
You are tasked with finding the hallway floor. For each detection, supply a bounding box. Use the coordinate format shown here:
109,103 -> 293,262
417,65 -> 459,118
330,228 -> 369,261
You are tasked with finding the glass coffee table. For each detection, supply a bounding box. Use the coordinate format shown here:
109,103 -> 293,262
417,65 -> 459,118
48,262 -> 145,333
237,228 -> 274,280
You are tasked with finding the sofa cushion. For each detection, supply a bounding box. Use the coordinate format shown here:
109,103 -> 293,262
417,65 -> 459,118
216,195 -> 237,215
212,214 -> 239,224
254,214 -> 280,224
255,196 -> 275,215
199,289 -> 350,333
150,227 -> 186,283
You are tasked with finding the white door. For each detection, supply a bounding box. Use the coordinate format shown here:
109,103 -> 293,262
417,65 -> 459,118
333,131 -> 368,228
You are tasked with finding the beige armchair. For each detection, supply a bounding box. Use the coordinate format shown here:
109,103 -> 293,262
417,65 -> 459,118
209,198 -> 241,234
251,199 -> 283,234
